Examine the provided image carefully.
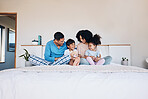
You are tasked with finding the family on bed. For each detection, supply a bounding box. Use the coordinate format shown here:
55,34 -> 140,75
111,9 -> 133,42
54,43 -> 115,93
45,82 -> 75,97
29,30 -> 112,66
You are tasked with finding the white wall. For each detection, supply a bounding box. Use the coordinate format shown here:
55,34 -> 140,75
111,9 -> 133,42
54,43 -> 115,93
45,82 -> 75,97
0,16 -> 15,70
0,0 -> 148,68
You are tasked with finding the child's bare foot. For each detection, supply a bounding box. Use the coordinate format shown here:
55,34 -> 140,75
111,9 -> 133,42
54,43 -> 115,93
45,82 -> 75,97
76,62 -> 79,66
73,61 -> 77,66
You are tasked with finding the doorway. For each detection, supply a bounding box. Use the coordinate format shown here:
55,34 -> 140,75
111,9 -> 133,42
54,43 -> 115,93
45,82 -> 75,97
0,13 -> 17,70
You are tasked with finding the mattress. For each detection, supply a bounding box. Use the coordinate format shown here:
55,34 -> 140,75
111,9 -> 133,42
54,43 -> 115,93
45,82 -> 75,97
0,64 -> 148,99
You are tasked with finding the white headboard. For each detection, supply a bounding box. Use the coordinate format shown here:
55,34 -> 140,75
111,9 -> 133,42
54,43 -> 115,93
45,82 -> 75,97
43,44 -> 131,65
19,44 -> 131,67
97,44 -> 131,65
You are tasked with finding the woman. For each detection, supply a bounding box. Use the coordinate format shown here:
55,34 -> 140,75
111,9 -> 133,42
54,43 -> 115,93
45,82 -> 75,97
76,30 -> 112,65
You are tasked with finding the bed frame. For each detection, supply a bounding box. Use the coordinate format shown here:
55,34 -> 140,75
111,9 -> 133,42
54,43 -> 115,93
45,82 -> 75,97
98,44 -> 131,65
19,44 -> 131,67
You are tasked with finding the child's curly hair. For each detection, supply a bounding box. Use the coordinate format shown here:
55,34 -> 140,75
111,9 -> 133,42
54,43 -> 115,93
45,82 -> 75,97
89,34 -> 101,46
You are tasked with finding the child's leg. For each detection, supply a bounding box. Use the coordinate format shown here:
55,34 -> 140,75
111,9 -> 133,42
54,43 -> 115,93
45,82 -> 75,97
96,58 -> 105,65
73,60 -> 77,66
86,57 -> 95,65
69,59 -> 74,66
73,57 -> 80,66
76,57 -> 80,66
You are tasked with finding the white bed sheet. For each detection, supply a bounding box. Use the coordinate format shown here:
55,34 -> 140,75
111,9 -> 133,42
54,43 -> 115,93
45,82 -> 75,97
0,64 -> 148,99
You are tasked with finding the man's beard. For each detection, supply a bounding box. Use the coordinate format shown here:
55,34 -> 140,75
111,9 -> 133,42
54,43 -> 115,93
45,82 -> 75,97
57,43 -> 63,46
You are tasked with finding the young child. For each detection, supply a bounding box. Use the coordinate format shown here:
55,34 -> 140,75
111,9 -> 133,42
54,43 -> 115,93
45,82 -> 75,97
64,39 -> 80,66
85,34 -> 105,65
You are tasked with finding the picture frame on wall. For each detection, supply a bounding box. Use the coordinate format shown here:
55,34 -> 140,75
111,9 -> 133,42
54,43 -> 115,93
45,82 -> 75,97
7,28 -> 15,52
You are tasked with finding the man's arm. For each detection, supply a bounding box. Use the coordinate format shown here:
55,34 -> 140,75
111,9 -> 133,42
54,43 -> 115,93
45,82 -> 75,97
44,43 -> 55,62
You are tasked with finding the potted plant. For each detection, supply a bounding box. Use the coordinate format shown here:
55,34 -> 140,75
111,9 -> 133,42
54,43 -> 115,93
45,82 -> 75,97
121,57 -> 128,66
19,49 -> 32,66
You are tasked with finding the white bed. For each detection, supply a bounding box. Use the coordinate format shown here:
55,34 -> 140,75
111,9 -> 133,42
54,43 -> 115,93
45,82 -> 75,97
0,64 -> 148,99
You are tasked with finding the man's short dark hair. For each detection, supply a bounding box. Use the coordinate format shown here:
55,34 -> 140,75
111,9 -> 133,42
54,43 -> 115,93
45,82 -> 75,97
66,39 -> 75,46
54,32 -> 64,40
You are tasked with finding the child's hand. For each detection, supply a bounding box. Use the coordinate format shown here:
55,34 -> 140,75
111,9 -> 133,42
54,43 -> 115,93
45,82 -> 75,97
73,54 -> 77,58
71,56 -> 75,60
94,58 -> 100,62
70,53 -> 74,57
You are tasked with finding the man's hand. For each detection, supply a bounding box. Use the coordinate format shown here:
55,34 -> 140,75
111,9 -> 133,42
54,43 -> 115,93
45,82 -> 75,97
55,57 -> 60,61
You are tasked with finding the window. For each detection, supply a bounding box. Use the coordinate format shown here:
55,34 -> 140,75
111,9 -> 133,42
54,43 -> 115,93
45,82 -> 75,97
7,28 -> 15,52
0,25 -> 5,62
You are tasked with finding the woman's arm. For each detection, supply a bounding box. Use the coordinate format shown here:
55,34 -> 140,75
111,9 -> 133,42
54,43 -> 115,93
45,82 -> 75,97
84,55 -> 88,59
78,54 -> 82,58
84,55 -> 95,59
77,44 -> 84,58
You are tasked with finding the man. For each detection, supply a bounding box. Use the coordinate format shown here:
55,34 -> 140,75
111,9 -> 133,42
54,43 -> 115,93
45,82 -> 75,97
29,32 -> 70,66
44,32 -> 70,65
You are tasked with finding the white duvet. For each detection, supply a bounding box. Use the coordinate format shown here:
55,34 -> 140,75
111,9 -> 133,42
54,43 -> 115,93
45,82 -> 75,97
0,65 -> 148,99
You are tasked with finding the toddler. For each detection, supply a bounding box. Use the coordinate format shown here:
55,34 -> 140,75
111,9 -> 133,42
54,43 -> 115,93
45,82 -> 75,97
85,34 -> 105,65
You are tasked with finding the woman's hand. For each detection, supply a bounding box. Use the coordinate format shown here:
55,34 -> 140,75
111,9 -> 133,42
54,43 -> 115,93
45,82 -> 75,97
89,56 -> 95,61
78,54 -> 82,58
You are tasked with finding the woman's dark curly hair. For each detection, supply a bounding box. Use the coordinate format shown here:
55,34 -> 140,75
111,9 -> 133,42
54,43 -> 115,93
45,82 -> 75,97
76,30 -> 93,43
76,30 -> 82,42
89,34 -> 101,46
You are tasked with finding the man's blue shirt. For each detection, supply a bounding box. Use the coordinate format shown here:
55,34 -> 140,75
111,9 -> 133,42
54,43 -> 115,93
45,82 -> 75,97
44,40 -> 67,62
